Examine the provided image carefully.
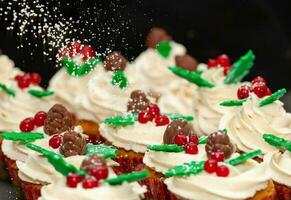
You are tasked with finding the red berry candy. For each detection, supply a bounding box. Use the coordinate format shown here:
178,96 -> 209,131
66,173 -> 84,188
237,85 -> 250,99
189,135 -> 199,144
184,142 -> 198,154
34,111 -> 47,126
89,166 -> 109,180
252,83 -> 271,98
22,73 -> 32,82
207,59 -> 218,68
204,159 -> 218,173
19,117 -> 35,132
82,176 -> 99,189
79,45 -> 95,61
58,49 -> 68,58
216,165 -> 230,177
210,152 -> 225,162
146,104 -> 160,117
49,134 -> 63,149
138,111 -> 152,123
154,115 -> 169,126
174,134 -> 188,146
30,73 -> 42,85
15,75 -> 23,81
69,41 -> 81,53
217,54 -> 230,67
17,78 -> 30,89
251,76 -> 266,85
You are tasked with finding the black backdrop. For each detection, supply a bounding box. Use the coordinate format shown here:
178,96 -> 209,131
0,0 -> 291,90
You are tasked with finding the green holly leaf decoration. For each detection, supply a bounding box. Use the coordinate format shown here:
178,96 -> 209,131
168,66 -> 215,88
165,113 -> 194,121
147,144 -> 184,152
263,134 -> 291,152
86,144 -> 118,159
104,114 -> 136,127
0,132 -> 44,143
224,50 -> 255,84
156,41 -> 172,58
26,143 -> 86,176
105,170 -> 149,185
28,89 -> 54,98
198,136 -> 208,144
165,161 -> 205,177
220,99 -> 248,106
0,82 -> 15,96
225,149 -> 262,166
259,88 -> 286,107
61,56 -> 101,77
111,71 -> 128,89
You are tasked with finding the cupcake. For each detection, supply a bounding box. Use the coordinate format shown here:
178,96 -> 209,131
133,27 -> 196,96
263,134 -> 291,200
0,104 -> 74,196
100,103 -> 194,174
219,88 -> 291,154
164,149 -> 275,200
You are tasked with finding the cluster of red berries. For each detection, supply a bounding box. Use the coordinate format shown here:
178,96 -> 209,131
204,152 -> 229,177
173,134 -> 199,154
138,104 -> 170,126
58,41 -> 95,61
49,134 -> 63,149
15,73 -> 42,89
237,76 -> 272,99
66,166 -> 109,189
19,111 -> 47,132
207,54 -> 232,75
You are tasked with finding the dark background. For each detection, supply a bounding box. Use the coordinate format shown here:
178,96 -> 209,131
0,0 -> 291,91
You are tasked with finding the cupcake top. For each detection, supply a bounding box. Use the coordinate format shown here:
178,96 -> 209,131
133,28 -> 190,95
100,104 -> 194,153
220,89 -> 291,154
164,149 -> 269,200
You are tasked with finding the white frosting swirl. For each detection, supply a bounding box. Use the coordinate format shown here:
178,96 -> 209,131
38,178 -> 146,200
193,68 -> 242,136
0,55 -> 21,83
100,122 -> 166,153
133,41 -> 186,95
264,151 -> 291,187
220,94 -> 291,153
165,160 -> 270,200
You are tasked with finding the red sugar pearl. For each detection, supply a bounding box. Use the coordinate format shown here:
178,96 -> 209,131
217,54 -> 230,67
207,59 -> 218,68
34,111 -> 47,126
174,134 -> 188,146
216,165 -> 230,177
210,152 -> 225,162
49,135 -> 63,149
138,111 -> 153,124
66,173 -> 84,188
251,76 -> 266,85
19,117 -> 35,132
154,115 -> 170,126
17,78 -> 30,89
237,85 -> 251,99
184,142 -> 198,154
14,75 -> 23,81
146,104 -> 160,117
252,83 -> 271,98
82,176 -> 99,189
189,135 -> 199,144
30,73 -> 42,85
204,159 -> 218,173
79,45 -> 95,61
89,166 -> 109,180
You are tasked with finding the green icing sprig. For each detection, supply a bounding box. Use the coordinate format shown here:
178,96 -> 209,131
156,41 -> 172,58
0,82 -> 15,96
263,134 -> 291,152
165,161 -> 205,177
111,71 -> 128,89
225,149 -> 262,166
105,170 -> 149,185
165,113 -> 194,121
168,66 -> 215,88
259,88 -> 286,107
224,50 -> 255,84
26,143 -> 86,176
86,144 -> 118,159
104,114 -> 136,127
0,132 -> 44,143
198,136 -> 208,144
28,89 -> 54,98
147,144 -> 184,152
61,56 -> 100,77
220,99 -> 248,106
